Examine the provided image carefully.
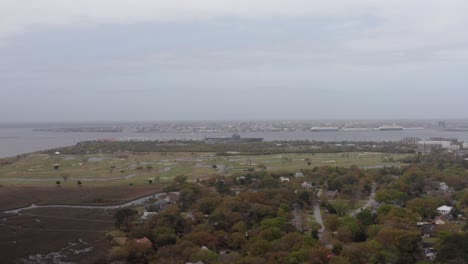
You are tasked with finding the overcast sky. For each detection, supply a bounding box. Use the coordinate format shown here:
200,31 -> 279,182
1,1 -> 467,122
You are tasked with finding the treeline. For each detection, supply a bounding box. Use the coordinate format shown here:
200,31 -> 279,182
43,140 -> 415,156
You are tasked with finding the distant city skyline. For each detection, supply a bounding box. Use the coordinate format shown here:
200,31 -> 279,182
1,1 -> 468,122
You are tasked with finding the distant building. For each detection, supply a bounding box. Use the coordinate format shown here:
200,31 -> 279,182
204,133 -> 263,144
378,125 -> 403,131
421,223 -> 436,238
463,142 -> 468,149
417,141 -> 458,154
301,182 -> 312,189
280,177 -> 290,182
295,172 -> 304,178
401,137 -> 421,145
311,127 -> 339,132
437,205 -> 453,215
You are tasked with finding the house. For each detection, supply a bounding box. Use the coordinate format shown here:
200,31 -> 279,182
280,177 -> 290,182
141,211 -> 157,220
301,182 -> 312,189
439,182 -> 449,192
421,223 -> 436,238
165,192 -> 180,203
416,221 -> 430,227
295,172 -> 304,178
422,242 -> 437,261
437,205 -> 453,215
147,199 -> 170,212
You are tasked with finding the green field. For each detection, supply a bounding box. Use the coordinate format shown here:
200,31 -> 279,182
0,152 -> 409,186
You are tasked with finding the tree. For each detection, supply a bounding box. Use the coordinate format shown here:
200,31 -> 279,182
356,209 -> 374,226
55,180 -> 61,186
249,239 -> 271,256
215,179 -> 230,195
114,208 -> 138,229
174,175 -> 188,185
375,227 -> 421,263
325,215 -> 341,233
310,221 -> 322,240
228,232 -> 247,249
80,156 -> 89,165
297,190 -> 312,205
330,200 -> 348,217
77,180 -> 82,187
375,189 -> 408,205
435,233 -> 468,263
60,173 -> 69,182
406,197 -> 441,218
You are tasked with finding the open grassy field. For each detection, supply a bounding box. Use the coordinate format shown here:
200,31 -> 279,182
0,152 -> 409,186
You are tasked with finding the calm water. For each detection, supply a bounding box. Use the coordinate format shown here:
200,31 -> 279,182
1,125 -> 468,158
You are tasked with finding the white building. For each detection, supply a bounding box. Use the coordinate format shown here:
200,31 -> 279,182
295,172 -> 304,178
301,182 -> 312,189
439,182 -> 449,192
437,205 -> 453,215
280,177 -> 290,182
463,142 -> 468,149
142,211 -> 158,220
417,141 -> 457,154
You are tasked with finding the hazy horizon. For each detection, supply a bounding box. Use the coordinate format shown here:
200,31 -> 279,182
0,117 -> 467,125
1,1 -> 468,122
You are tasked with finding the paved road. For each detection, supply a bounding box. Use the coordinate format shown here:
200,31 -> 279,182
292,206 -> 303,232
313,201 -> 324,240
350,182 -> 377,217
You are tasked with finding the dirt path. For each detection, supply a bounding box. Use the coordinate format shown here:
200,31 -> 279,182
0,166 -> 172,182
2,192 -> 166,214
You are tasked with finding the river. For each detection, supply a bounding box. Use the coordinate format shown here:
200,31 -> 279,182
1,124 -> 468,158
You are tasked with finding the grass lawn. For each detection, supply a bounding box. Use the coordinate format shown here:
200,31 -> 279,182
0,152 -> 410,186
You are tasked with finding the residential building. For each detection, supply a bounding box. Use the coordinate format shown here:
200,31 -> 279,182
439,182 -> 449,192
437,205 -> 453,215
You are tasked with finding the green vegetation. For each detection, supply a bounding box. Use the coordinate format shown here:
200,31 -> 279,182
0,151 -> 408,186
2,141 -> 468,264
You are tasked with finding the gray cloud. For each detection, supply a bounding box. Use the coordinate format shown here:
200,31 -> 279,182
1,1 -> 468,121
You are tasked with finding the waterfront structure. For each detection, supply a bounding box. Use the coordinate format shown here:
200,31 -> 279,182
378,125 -> 404,131
311,127 -> 339,132
204,133 -> 263,144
